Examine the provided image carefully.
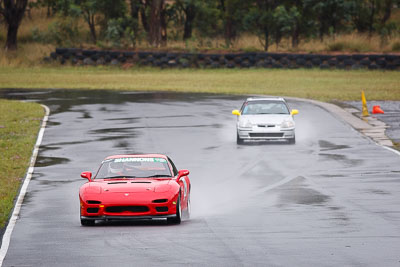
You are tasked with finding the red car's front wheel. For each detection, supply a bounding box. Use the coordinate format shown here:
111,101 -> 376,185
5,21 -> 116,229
168,195 -> 182,224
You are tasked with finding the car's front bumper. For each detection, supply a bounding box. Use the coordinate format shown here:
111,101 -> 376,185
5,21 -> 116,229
238,127 -> 295,141
81,214 -> 177,221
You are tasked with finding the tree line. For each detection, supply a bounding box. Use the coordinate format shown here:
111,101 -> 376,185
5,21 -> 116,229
1,0 -> 399,51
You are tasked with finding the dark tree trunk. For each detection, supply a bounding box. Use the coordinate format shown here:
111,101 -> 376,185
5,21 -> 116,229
368,0 -> 376,37
6,22 -> 18,50
83,10 -> 97,44
225,18 -> 235,47
292,0 -> 301,48
129,0 -> 141,44
264,28 -> 269,51
88,15 -> 97,44
160,0 -> 167,47
149,0 -> 164,47
140,0 -> 150,33
47,0 -> 51,17
292,23 -> 300,48
183,4 -> 195,40
381,0 -> 393,25
319,19 -> 324,42
1,0 -> 28,51
130,0 -> 141,21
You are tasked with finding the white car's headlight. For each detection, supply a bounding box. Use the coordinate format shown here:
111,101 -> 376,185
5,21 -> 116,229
239,120 -> 252,128
281,120 -> 295,128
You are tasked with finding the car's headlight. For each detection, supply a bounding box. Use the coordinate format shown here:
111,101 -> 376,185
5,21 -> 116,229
239,119 -> 252,128
281,120 -> 295,128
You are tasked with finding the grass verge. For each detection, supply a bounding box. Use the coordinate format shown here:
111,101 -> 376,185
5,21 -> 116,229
0,100 -> 44,229
0,66 -> 399,101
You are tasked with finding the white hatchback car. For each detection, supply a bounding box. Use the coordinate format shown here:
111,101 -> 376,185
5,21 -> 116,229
232,97 -> 298,144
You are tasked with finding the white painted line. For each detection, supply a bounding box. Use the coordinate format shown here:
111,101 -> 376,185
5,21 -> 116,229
0,104 -> 50,267
381,145 -> 400,157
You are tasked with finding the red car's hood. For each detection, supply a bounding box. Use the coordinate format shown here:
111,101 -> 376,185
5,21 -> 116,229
90,179 -> 173,193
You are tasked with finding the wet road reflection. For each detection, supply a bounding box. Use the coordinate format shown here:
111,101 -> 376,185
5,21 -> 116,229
1,89 -> 400,266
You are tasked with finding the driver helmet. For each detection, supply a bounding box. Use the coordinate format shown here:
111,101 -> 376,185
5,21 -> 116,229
108,161 -> 124,175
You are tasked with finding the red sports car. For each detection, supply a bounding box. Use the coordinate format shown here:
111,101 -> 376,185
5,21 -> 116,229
79,154 -> 191,226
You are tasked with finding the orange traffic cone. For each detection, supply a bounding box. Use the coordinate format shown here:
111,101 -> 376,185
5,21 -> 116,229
372,105 -> 384,114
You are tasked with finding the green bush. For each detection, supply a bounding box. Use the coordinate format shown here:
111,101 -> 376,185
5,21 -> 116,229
31,27 -> 46,43
392,42 -> 400,52
327,41 -> 370,52
47,17 -> 80,46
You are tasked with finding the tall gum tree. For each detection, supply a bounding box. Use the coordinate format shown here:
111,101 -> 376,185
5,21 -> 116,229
0,0 -> 28,50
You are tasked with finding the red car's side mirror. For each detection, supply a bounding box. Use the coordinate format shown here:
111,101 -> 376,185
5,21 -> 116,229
176,169 -> 189,181
81,171 -> 92,182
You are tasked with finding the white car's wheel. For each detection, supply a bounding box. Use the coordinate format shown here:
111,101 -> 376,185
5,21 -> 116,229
237,133 -> 244,145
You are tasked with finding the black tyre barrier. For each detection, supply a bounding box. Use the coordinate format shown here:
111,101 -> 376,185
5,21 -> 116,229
96,58 -> 106,65
336,55 -> 350,61
311,57 -> 322,66
296,58 -> 306,66
71,57 -> 79,65
124,52 -> 135,58
337,63 -> 346,69
360,59 -> 371,66
352,54 -> 368,60
320,63 -> 330,69
82,50 -> 96,57
110,59 -> 120,65
376,59 -> 386,67
351,64 -> 363,70
49,48 -> 399,70
368,55 -> 381,61
160,57 -> 168,65
233,56 -> 242,64
344,59 -> 355,66
270,53 -> 284,60
256,53 -> 268,60
385,64 -> 397,70
97,51 -> 107,57
305,62 -> 313,69
138,52 -> 151,59
109,51 -> 120,58
83,58 -> 95,65
90,54 -> 98,61
393,59 -> 400,66
295,54 -> 305,60
385,55 -> 397,61
328,59 -> 338,66
104,55 -> 111,63
167,53 -> 177,59
319,55 -> 331,61
303,54 -> 314,60
55,48 -> 68,55
368,64 -> 379,70
62,53 -> 70,59
280,58 -> 290,66
240,61 -> 250,68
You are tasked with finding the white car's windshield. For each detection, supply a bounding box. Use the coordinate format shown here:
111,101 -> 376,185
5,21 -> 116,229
95,157 -> 172,179
241,101 -> 289,115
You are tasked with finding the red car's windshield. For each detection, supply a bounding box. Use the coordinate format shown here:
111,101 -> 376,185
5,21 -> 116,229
95,157 -> 173,179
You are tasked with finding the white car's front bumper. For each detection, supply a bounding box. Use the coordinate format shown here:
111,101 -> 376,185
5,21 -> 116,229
238,126 -> 295,141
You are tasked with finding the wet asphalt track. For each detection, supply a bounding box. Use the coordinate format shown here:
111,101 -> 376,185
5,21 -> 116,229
1,90 -> 400,267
